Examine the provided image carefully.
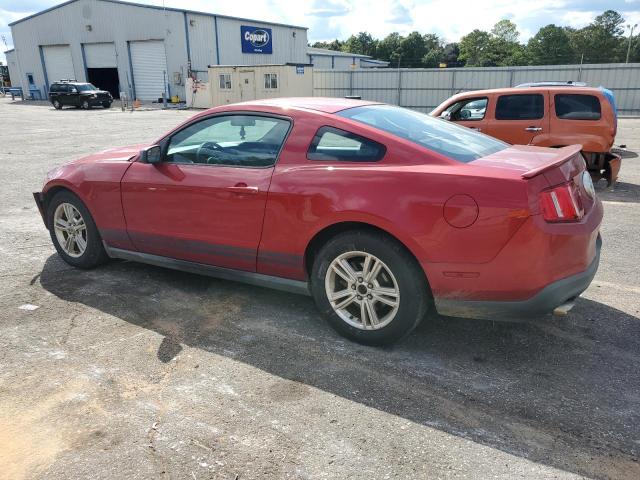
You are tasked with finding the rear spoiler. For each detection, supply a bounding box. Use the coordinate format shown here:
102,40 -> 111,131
521,145 -> 582,179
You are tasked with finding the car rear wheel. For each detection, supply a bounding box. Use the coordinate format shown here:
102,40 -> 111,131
81,100 -> 90,109
52,100 -> 62,110
311,231 -> 430,346
47,191 -> 108,269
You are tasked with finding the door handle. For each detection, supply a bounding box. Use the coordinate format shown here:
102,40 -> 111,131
226,184 -> 259,194
471,127 -> 482,132
525,126 -> 542,132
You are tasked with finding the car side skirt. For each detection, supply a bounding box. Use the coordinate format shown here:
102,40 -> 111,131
103,244 -> 311,296
434,235 -> 601,321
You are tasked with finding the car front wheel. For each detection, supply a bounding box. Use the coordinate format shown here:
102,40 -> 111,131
81,100 -> 90,109
102,102 -> 111,109
47,191 -> 108,269
311,231 -> 430,345
52,100 -> 62,110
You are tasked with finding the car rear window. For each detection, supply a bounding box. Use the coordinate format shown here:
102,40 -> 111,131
495,94 -> 544,120
337,104 -> 507,163
307,126 -> 386,162
554,94 -> 601,120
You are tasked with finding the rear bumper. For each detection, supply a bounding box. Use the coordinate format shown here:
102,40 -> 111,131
434,235 -> 601,320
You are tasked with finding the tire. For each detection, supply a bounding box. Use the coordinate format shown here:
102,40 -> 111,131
52,100 -> 62,110
310,231 -> 430,346
81,100 -> 90,109
102,102 -> 111,109
46,190 -> 108,269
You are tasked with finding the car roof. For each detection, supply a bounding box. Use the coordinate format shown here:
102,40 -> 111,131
450,86 -> 603,99
230,97 -> 382,114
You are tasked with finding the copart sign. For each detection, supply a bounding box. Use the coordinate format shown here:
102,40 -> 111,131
241,26 -> 273,54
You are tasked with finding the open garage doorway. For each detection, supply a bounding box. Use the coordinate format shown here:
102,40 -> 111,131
87,68 -> 120,98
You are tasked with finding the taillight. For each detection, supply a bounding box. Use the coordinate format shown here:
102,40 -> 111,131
539,183 -> 584,222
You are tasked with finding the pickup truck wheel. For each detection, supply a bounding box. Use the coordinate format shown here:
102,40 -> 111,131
47,191 -> 108,269
311,231 -> 430,346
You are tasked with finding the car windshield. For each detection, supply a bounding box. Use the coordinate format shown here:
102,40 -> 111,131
337,104 -> 508,163
76,84 -> 98,91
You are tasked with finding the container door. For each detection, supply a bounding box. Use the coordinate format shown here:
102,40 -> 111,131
239,70 -> 256,101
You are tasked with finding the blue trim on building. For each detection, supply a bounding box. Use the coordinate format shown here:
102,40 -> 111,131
183,12 -> 191,66
80,43 -> 88,81
214,15 -> 221,65
331,56 -> 334,68
38,46 -> 49,93
126,41 -> 135,99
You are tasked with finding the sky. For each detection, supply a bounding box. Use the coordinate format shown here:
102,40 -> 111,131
2,0 -> 640,64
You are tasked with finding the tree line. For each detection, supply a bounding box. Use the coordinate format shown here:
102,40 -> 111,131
311,10 -> 640,67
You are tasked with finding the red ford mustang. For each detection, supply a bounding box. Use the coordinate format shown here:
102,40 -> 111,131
34,97 -> 602,345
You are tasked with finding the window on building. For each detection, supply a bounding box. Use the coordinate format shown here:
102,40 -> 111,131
218,74 -> 231,89
554,94 -> 601,120
27,73 -> 35,86
307,126 -> 386,162
165,115 -> 291,167
495,94 -> 544,120
264,73 -> 278,89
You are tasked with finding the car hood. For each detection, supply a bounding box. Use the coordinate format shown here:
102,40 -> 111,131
72,144 -> 147,164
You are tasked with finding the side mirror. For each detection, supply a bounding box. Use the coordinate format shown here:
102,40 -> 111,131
440,111 -> 451,121
140,145 -> 162,164
70,88 -> 78,93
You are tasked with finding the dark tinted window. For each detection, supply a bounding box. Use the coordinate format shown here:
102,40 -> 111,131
50,84 -> 60,92
496,94 -> 544,120
307,127 -> 386,162
338,105 -> 507,163
166,115 -> 290,167
554,94 -> 601,120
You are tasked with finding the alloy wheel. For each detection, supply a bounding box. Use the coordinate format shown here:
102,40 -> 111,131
53,203 -> 88,258
324,251 -> 400,330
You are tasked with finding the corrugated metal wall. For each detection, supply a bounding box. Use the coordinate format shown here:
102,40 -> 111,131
314,63 -> 640,114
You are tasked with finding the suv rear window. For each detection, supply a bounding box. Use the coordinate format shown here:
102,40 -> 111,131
496,94 -> 544,120
554,94 -> 601,120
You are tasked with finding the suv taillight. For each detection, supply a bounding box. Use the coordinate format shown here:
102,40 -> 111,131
539,183 -> 583,222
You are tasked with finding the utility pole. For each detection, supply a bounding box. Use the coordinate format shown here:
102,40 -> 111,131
627,24 -> 637,64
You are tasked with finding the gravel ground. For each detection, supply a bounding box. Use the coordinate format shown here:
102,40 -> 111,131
0,98 -> 639,480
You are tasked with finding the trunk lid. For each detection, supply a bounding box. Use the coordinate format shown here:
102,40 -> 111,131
470,144 -> 595,215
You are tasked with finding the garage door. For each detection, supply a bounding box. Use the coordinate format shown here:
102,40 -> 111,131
42,45 -> 75,85
84,43 -> 117,68
129,40 -> 167,101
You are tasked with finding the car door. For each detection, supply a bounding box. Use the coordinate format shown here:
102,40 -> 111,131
438,96 -> 490,133
120,113 -> 291,271
483,92 -> 549,145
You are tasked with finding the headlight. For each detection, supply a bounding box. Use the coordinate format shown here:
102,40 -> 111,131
90,94 -> 97,98
582,171 -> 595,199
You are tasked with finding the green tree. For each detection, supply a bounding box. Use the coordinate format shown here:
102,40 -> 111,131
341,32 -> 378,57
459,29 -> 492,66
398,31 -> 429,67
487,19 -> 526,66
376,32 -> 402,65
567,10 -> 626,63
527,24 -> 575,64
311,39 -> 344,51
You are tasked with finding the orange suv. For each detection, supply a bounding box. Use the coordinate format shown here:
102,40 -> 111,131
431,83 -> 621,185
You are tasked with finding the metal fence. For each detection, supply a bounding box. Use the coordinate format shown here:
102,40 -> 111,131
313,63 -> 640,115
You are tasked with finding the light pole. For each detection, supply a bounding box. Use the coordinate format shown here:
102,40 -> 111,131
626,23 -> 637,64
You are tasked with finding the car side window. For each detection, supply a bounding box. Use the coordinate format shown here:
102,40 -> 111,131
307,126 -> 386,162
554,94 -> 601,120
495,94 -> 544,120
50,84 -> 60,93
165,115 -> 291,167
444,97 -> 488,121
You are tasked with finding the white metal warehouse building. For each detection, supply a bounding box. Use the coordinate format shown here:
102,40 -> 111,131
6,0 -> 387,102
6,0 -> 312,101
